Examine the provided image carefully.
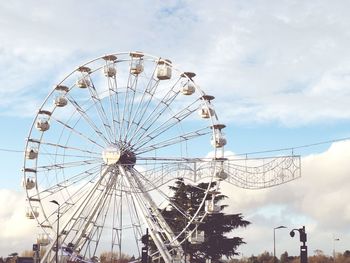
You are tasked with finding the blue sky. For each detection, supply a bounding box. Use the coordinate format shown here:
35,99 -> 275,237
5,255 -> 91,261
1,0 -> 350,259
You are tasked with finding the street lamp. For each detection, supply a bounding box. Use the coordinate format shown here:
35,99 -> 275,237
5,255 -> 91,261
50,200 -> 60,263
290,226 -> 308,263
333,235 -> 340,262
274,226 -> 287,263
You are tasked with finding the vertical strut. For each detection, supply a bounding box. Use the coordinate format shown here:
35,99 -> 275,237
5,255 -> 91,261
118,165 -> 184,263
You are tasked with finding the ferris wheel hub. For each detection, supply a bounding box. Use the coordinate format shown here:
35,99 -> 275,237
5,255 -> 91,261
102,145 -> 121,165
102,145 -> 136,166
119,149 -> 136,166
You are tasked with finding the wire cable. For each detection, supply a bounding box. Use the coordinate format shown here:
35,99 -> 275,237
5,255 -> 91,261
2,135 -> 350,156
232,136 -> 350,157
0,148 -> 23,153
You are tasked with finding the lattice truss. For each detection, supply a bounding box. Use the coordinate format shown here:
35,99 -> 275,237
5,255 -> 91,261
139,155 -> 301,191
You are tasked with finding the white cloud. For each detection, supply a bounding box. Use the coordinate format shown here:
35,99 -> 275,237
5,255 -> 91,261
0,189 -> 37,256
2,141 -> 350,257
1,1 -> 350,125
222,140 -> 350,256
1,0 -> 350,258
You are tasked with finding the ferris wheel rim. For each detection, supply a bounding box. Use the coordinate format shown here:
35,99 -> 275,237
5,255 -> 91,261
23,51 -> 226,262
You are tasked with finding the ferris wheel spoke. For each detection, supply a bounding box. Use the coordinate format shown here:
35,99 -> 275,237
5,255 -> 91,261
59,169 -> 115,251
114,172 -> 144,259
109,78 -> 125,143
32,174 -> 101,215
123,186 -> 144,256
119,71 -> 138,142
131,168 -> 190,219
87,80 -> 116,142
58,176 -> 103,216
36,158 -> 102,172
122,63 -> 159,142
125,172 -> 166,236
40,152 -> 100,158
129,89 -> 181,147
124,80 -> 161,144
135,127 -> 211,155
87,177 -> 122,253
123,167 -> 184,258
110,169 -> 126,257
39,141 -> 101,156
110,178 -> 122,256
32,165 -> 101,198
102,72 -> 122,142
107,77 -> 121,144
127,77 -> 160,137
66,95 -> 110,145
133,100 -> 200,149
122,77 -> 140,143
50,116 -> 105,149
29,169 -> 103,241
127,78 -> 182,145
82,183 -> 115,258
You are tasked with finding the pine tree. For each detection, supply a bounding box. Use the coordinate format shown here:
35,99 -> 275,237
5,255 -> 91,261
158,178 -> 250,262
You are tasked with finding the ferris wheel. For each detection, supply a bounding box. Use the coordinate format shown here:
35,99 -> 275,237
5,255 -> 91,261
23,52 -> 227,263
23,51 -> 301,263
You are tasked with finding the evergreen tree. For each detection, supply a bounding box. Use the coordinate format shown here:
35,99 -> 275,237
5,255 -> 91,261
157,178 -> 250,262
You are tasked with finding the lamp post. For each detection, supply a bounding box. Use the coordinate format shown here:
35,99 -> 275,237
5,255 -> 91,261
50,200 -> 60,263
274,226 -> 287,263
290,226 -> 308,263
333,235 -> 340,262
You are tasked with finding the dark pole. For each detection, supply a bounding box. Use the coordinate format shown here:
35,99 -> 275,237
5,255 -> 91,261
50,200 -> 60,263
290,226 -> 308,263
141,228 -> 149,263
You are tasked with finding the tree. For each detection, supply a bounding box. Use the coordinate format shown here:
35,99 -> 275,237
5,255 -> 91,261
257,251 -> 274,263
343,251 -> 350,258
280,251 -> 289,263
157,178 -> 250,262
310,255 -> 330,263
20,250 -> 34,257
280,251 -> 299,263
100,251 -> 131,263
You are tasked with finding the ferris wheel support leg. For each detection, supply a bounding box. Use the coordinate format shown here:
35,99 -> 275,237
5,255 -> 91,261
119,165 -> 184,263
40,166 -> 111,263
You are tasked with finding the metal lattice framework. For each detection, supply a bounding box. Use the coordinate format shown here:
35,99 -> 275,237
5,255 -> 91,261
22,51 -> 301,263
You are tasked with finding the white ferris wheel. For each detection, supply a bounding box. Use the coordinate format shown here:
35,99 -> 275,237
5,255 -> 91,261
23,52 -> 301,263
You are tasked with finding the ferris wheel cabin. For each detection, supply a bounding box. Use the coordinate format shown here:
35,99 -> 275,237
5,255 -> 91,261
130,52 -> 144,75
156,59 -> 172,80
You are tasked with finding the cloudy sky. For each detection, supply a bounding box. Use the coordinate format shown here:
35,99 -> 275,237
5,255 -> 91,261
1,0 -> 350,259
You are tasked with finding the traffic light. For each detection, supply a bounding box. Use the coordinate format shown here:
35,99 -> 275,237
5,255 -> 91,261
299,227 -> 307,243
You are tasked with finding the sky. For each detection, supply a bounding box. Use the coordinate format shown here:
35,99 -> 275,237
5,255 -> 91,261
1,0 -> 350,259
